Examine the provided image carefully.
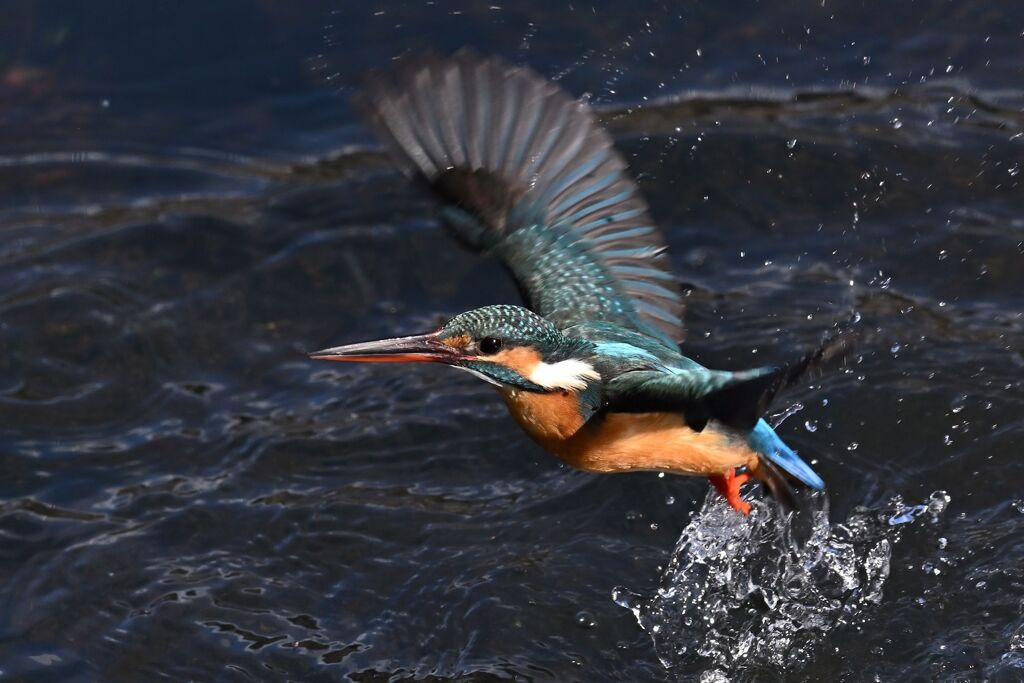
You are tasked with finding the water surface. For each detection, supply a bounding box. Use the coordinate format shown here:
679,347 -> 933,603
1,2 -> 1022,680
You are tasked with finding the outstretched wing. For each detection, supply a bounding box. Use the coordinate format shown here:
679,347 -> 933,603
353,50 -> 685,348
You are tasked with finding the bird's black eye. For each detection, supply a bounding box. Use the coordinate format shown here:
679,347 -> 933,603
479,337 -> 503,355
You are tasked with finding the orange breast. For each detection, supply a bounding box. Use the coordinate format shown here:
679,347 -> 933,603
502,392 -> 757,477
502,389 -> 588,447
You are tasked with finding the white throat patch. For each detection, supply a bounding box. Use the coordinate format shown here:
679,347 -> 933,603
527,359 -> 601,391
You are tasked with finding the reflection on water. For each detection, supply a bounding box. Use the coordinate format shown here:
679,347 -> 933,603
615,489 -> 950,678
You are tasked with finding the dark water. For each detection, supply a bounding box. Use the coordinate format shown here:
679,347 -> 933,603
2,2 -> 1022,681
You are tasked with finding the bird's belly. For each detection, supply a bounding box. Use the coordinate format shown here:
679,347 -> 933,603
552,412 -> 756,476
501,391 -> 756,477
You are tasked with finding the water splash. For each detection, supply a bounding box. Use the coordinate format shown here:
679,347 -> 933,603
614,490 -> 950,678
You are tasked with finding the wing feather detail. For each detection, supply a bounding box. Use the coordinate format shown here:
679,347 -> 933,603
353,50 -> 686,347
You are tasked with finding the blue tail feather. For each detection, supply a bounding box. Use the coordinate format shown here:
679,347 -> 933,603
748,419 -> 825,490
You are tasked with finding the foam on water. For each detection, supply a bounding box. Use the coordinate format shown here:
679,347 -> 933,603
613,489 -> 950,678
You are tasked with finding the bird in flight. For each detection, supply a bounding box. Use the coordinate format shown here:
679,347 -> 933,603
311,52 -> 844,514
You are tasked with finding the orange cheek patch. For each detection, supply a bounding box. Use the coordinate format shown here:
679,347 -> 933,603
489,347 -> 542,377
441,334 -> 471,350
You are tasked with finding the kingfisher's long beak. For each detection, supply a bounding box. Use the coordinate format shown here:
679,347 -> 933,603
308,332 -> 461,364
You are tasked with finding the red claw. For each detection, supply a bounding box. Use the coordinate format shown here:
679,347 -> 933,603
709,469 -> 752,515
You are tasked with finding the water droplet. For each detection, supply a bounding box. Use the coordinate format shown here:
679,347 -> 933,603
891,118 -> 903,129
770,402 -> 803,427
950,394 -> 968,413
943,434 -> 953,446
976,580 -> 987,589
575,610 -> 597,629
937,537 -> 948,549
666,495 -> 675,505
890,343 -> 901,354
786,138 -> 797,149
847,441 -> 859,451
804,420 -> 818,433
889,505 -> 925,525
611,586 -> 640,611
927,491 -> 950,516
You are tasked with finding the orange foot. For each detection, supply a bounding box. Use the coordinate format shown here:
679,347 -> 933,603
708,469 -> 752,515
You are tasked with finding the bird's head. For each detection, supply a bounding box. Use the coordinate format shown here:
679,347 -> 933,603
310,305 -> 598,392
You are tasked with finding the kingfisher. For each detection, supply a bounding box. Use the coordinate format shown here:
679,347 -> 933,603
310,52 -> 846,514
